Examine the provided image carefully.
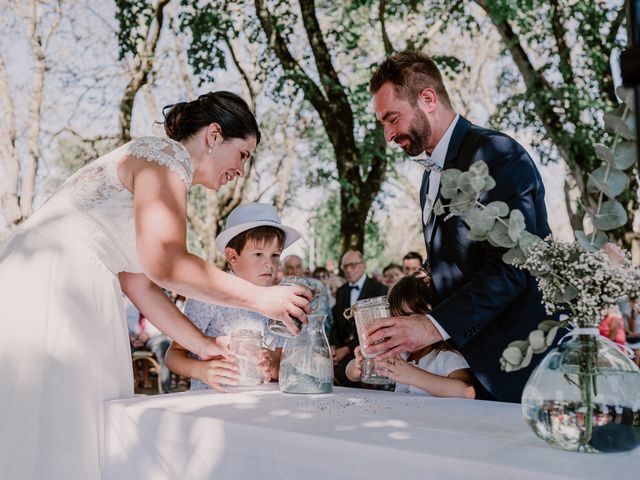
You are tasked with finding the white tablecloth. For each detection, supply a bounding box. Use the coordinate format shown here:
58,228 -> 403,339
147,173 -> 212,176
104,384 -> 640,480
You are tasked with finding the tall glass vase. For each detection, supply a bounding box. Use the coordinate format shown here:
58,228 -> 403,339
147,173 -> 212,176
522,330 -> 640,453
279,314 -> 334,394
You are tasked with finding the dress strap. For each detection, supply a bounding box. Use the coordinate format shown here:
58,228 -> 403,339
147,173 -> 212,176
128,137 -> 194,186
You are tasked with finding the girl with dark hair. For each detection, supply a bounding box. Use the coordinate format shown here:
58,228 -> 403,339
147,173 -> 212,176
345,270 -> 475,399
0,91 -> 310,479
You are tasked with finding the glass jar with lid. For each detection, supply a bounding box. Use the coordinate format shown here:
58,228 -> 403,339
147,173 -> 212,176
345,295 -> 394,385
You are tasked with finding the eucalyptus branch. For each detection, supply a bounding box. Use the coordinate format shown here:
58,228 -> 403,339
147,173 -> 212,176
588,103 -> 628,243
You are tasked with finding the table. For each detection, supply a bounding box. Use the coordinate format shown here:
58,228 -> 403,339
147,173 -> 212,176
104,384 -> 640,479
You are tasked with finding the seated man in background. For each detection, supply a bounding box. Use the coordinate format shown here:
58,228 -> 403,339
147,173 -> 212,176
330,250 -> 388,387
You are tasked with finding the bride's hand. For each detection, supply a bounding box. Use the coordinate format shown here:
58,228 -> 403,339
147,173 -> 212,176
199,335 -> 233,360
260,285 -> 312,335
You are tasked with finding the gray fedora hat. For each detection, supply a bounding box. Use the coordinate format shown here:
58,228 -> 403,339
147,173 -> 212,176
215,203 -> 301,252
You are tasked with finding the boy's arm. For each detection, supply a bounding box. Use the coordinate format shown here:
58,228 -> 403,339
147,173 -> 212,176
165,339 -> 239,392
165,340 -> 206,380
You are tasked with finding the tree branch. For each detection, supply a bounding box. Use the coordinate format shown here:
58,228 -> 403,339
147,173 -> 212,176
549,0 -> 574,86
378,0 -> 394,55
254,0 -> 329,116
297,0 -> 354,133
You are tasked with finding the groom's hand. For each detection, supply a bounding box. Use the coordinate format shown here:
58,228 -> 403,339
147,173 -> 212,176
364,314 -> 443,360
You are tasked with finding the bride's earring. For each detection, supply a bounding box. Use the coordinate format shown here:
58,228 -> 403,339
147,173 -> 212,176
208,146 -> 212,155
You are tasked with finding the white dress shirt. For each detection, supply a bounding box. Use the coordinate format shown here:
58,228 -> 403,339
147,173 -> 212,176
421,114 -> 460,225
349,273 -> 366,307
413,114 -> 460,342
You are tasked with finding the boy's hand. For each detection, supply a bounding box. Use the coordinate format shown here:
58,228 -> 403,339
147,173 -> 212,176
197,356 -> 240,393
258,348 -> 281,382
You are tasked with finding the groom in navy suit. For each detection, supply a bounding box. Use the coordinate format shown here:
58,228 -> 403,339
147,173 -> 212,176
365,51 -> 552,402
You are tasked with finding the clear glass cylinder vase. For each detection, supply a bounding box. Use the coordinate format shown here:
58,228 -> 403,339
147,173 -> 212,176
279,314 -> 334,394
522,332 -> 640,453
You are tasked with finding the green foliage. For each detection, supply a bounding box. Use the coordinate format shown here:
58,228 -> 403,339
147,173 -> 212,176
115,0 -> 154,60
576,88 -> 636,250
309,192 -> 341,268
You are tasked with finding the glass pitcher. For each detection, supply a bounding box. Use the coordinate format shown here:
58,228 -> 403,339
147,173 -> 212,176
345,295 -> 395,386
268,276 -> 321,338
279,314 -> 334,394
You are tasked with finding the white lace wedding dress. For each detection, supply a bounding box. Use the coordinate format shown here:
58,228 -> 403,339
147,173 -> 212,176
0,137 -> 193,479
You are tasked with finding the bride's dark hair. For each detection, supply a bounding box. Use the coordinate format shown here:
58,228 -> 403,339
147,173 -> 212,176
162,91 -> 260,144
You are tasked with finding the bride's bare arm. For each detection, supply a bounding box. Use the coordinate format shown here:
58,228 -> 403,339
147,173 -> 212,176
129,157 -> 310,328
119,272 -> 228,357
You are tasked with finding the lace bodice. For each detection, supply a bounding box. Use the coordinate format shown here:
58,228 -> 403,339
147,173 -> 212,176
27,137 -> 193,275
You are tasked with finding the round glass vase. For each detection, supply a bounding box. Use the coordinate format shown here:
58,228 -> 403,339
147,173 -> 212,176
521,329 -> 640,453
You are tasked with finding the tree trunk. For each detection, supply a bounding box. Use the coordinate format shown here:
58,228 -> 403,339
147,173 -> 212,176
0,53 -> 21,229
19,0 -> 48,220
118,0 -> 170,143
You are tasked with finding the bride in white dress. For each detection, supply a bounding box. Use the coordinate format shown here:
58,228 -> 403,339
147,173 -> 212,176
0,91 -> 310,479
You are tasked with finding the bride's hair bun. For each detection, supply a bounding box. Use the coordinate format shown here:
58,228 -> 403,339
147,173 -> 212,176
161,92 -> 260,144
162,102 -> 191,141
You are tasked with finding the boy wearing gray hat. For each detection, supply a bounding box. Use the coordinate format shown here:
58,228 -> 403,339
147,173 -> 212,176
165,203 -> 301,391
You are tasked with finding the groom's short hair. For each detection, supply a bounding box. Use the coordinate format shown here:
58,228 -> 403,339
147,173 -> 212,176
369,51 -> 452,109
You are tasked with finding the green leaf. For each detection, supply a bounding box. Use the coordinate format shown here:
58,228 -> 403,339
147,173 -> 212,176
507,209 -> 526,242
487,221 -> 518,248
529,329 -> 546,353
469,161 -> 489,177
484,176 -> 496,191
593,200 -> 627,230
587,166 -> 628,198
449,191 -> 476,215
468,230 -> 488,241
520,345 -> 534,368
486,201 -> 509,217
440,186 -> 458,199
538,320 -> 561,333
546,326 -> 560,346
440,169 -> 462,190
553,284 -> 579,303
466,207 -> 496,235
616,85 -> 634,105
575,230 -> 607,251
502,346 -> 524,364
594,144 -> 613,164
618,115 -> 636,140
507,340 -> 529,350
518,231 -> 542,255
502,245 -> 526,265
603,105 -> 626,133
469,175 -> 486,194
613,142 -> 638,170
433,199 -> 445,216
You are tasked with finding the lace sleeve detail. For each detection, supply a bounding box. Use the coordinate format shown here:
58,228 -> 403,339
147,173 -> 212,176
128,137 -> 194,186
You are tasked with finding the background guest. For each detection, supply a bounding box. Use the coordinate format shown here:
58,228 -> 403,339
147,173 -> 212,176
382,263 -> 404,289
402,251 -> 423,276
330,250 -> 387,387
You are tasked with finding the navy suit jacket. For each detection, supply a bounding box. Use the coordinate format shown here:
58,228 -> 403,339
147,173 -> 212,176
421,117 -> 551,403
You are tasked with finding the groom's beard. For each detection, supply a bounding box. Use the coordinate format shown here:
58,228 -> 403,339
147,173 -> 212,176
395,107 -> 431,157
